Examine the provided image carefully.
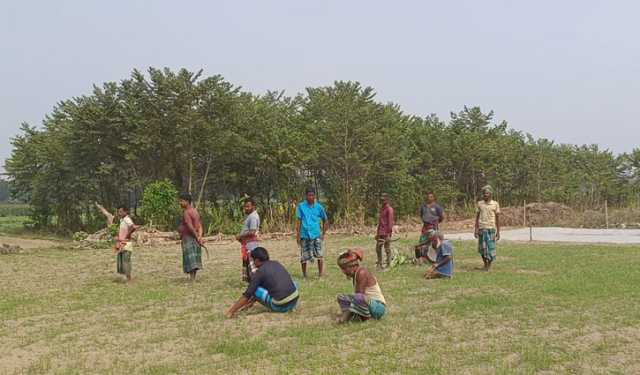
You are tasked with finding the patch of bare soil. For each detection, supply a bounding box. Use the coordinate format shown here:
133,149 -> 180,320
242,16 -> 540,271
0,236 -> 61,250
500,202 -> 574,227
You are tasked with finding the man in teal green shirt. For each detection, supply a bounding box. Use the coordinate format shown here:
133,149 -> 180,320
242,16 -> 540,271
296,188 -> 328,278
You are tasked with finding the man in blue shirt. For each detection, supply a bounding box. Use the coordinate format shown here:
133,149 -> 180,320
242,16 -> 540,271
424,231 -> 454,279
296,188 -> 328,278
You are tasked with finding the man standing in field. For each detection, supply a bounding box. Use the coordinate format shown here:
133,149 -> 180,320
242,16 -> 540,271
114,205 -> 139,282
415,192 -> 445,265
178,193 -> 204,281
474,185 -> 500,271
296,188 -> 328,279
235,198 -> 260,282
375,193 -> 395,269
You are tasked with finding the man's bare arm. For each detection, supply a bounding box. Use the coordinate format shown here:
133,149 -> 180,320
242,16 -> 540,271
225,296 -> 252,318
95,202 -> 115,226
321,219 -> 327,239
237,229 -> 257,241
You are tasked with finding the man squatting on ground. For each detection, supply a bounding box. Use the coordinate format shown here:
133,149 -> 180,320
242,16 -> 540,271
375,194 -> 395,269
114,205 -> 139,282
424,231 -> 454,279
178,193 -> 204,281
225,247 -> 299,318
296,188 -> 328,278
415,192 -> 445,265
336,249 -> 387,323
475,185 -> 501,271
236,198 -> 260,282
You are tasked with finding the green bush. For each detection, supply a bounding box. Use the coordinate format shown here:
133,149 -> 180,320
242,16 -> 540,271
201,198 -> 245,235
141,180 -> 180,230
0,204 -> 31,217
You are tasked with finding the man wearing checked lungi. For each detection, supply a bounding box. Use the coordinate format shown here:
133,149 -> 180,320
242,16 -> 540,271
296,188 -> 328,279
474,185 -> 501,271
336,248 -> 387,323
114,205 -> 139,282
178,193 -> 204,281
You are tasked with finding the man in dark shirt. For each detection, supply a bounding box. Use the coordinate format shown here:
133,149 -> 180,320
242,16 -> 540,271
415,192 -> 445,265
225,247 -> 299,318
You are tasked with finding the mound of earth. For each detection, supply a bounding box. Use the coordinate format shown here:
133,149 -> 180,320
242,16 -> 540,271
500,202 -> 574,227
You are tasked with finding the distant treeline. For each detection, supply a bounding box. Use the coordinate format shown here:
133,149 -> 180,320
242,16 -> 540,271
0,180 -> 9,202
5,68 -> 640,232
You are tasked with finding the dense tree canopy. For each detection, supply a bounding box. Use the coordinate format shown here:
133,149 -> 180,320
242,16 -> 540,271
5,68 -> 639,232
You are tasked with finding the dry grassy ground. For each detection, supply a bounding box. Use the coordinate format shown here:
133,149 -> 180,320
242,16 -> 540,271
1,234 -> 639,374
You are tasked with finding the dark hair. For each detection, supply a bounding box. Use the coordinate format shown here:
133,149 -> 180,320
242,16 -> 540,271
305,187 -> 315,195
426,191 -> 435,197
244,197 -> 256,206
252,247 -> 269,262
117,205 -> 129,212
179,192 -> 192,204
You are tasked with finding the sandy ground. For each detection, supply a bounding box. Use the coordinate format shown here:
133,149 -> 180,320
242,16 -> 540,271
447,227 -> 640,244
0,236 -> 62,249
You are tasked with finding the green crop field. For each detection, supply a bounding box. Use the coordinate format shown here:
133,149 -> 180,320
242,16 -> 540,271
1,235 -> 639,374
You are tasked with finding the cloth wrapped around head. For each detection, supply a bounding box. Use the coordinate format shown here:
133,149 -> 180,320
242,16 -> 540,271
337,248 -> 364,269
482,185 -> 493,194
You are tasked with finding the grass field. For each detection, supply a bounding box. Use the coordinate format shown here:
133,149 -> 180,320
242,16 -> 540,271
1,235 -> 639,374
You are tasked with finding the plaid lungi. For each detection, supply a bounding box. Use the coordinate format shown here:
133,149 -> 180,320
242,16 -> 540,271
117,250 -> 132,276
300,238 -> 323,263
478,228 -> 497,262
336,293 -> 386,320
182,236 -> 202,273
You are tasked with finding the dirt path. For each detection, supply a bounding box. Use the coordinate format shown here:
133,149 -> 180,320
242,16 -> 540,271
0,235 -> 62,249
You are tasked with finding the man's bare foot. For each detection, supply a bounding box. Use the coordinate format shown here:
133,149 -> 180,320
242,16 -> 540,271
336,311 -> 352,323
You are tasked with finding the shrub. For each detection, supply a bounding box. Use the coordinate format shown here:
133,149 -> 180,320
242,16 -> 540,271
141,180 -> 180,230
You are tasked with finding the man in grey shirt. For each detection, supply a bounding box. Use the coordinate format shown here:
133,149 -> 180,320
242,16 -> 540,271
415,192 -> 445,264
420,192 -> 445,229
236,198 -> 260,282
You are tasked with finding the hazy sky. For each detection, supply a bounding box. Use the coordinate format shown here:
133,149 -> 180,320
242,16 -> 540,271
2,0 -> 639,171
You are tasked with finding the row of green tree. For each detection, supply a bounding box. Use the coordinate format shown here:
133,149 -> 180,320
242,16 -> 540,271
5,68 -> 640,233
